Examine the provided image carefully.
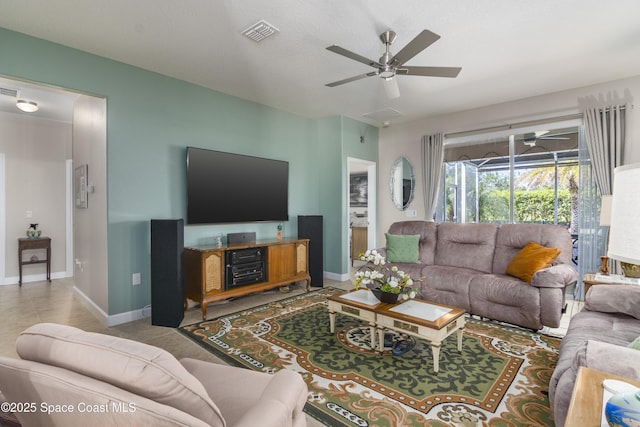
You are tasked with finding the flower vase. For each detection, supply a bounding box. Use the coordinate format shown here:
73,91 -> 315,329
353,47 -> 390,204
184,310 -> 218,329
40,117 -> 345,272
26,223 -> 41,239
372,288 -> 399,304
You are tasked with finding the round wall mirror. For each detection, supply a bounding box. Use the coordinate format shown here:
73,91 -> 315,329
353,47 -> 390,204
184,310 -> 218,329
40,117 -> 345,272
390,157 -> 415,211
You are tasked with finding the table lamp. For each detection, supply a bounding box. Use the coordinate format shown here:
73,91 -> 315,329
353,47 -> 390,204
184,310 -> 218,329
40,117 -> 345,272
608,163 -> 640,278
598,195 -> 612,274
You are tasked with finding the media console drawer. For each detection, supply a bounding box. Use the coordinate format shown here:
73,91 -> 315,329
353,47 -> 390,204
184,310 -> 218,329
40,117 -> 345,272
184,239 -> 311,320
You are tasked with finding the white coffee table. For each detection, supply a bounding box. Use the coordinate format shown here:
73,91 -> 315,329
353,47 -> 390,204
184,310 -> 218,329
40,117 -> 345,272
327,289 -> 385,351
375,299 -> 466,373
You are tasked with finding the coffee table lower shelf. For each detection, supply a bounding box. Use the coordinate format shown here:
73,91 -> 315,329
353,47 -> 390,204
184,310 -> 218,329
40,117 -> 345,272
327,290 -> 466,373
376,311 -> 465,373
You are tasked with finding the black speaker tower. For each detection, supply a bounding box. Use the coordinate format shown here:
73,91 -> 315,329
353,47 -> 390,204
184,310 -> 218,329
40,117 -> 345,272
298,215 -> 323,287
151,219 -> 185,327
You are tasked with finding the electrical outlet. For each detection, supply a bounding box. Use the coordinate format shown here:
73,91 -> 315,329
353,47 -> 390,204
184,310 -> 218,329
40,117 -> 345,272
406,209 -> 417,217
132,273 -> 141,286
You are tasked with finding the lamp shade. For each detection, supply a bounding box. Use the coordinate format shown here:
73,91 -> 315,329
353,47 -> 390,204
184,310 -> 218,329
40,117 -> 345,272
599,195 -> 613,226
608,163 -> 640,264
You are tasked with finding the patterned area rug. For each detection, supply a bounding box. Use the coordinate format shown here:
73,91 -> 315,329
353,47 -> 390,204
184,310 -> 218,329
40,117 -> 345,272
179,288 -> 560,427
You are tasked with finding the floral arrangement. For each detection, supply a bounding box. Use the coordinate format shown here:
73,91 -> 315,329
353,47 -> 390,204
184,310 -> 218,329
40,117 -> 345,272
354,250 -> 418,300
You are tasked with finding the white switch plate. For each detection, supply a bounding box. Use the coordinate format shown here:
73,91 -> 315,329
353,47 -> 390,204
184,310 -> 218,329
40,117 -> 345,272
26,210 -> 33,218
132,273 -> 141,286
406,209 -> 417,217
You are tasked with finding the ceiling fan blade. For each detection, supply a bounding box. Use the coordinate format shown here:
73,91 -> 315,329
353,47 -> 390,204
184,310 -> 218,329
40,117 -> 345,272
326,72 -> 377,87
389,30 -> 440,66
397,66 -> 462,78
326,45 -> 381,68
382,78 -> 400,99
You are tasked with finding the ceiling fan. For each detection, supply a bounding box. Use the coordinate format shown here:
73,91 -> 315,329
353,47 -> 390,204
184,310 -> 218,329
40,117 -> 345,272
522,131 -> 572,147
325,30 -> 461,98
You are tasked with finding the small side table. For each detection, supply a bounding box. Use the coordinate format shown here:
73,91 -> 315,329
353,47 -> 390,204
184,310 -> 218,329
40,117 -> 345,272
18,237 -> 51,285
566,366 -> 640,425
582,273 -> 626,297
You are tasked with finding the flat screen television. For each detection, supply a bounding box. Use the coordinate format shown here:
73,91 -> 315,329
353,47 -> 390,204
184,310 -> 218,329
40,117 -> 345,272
186,147 -> 289,224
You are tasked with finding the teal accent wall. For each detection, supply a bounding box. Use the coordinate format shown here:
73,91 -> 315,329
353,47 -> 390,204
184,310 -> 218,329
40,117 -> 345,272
313,117 -> 378,276
315,117 -> 342,274
0,28 -> 378,315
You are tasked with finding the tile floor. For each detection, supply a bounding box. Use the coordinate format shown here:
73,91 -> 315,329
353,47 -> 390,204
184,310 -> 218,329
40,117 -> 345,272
0,278 -> 351,427
0,276 -> 581,426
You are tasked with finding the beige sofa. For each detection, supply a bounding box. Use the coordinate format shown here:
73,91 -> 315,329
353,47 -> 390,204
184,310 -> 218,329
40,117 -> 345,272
377,221 -> 577,330
0,323 -> 308,427
549,285 -> 640,426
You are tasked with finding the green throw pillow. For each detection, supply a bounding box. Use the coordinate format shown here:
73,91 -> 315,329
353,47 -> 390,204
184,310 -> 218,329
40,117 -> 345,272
629,336 -> 640,350
385,233 -> 420,263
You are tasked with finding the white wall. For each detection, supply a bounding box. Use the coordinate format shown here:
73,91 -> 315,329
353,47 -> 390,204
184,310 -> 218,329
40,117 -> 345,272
72,95 -> 108,313
0,112 -> 71,282
378,74 -> 640,238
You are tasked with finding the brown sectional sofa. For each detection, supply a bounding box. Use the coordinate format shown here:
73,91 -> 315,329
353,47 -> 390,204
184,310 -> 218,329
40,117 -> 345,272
377,221 -> 578,330
549,285 -> 640,426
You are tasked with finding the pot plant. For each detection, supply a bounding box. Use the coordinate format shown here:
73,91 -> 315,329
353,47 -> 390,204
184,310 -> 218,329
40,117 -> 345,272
354,250 -> 418,303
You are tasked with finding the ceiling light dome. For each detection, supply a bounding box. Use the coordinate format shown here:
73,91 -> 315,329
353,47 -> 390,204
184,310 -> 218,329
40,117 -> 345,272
16,100 -> 38,113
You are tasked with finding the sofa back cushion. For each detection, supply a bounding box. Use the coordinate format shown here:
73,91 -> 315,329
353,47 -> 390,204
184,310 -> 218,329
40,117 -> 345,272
434,223 -> 498,273
493,224 -> 572,274
16,323 -> 225,427
388,221 -> 437,265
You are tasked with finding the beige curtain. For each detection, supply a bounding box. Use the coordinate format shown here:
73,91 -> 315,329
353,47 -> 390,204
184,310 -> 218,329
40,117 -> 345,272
584,105 -> 625,196
582,104 -> 626,281
421,133 -> 444,221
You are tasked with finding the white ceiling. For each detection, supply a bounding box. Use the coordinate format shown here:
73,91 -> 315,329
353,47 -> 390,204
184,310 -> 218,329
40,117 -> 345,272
1,0 -> 640,126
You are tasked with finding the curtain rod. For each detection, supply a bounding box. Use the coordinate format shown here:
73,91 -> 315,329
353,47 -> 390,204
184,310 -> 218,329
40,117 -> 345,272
443,103 -> 634,140
444,113 -> 584,140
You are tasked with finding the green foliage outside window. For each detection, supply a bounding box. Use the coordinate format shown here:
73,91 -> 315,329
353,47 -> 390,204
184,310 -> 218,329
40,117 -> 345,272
478,188 -> 571,225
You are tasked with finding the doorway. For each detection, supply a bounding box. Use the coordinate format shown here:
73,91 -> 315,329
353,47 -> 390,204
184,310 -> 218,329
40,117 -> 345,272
347,157 -> 376,271
0,76 -> 105,289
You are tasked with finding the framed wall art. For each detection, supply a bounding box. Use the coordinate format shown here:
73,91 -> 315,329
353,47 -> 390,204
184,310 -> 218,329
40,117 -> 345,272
75,164 -> 88,209
350,172 -> 368,207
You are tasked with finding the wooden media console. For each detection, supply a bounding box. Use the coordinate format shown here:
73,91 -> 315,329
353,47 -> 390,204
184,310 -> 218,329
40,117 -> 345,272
184,238 -> 311,319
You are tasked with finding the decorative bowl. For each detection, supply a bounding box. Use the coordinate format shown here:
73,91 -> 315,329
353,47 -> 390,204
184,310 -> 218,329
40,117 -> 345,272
605,390 -> 640,427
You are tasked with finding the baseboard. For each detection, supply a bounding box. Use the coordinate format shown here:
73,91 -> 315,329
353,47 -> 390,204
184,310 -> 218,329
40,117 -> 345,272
73,286 -> 150,327
106,307 -> 150,327
2,271 -> 69,286
323,271 -> 350,282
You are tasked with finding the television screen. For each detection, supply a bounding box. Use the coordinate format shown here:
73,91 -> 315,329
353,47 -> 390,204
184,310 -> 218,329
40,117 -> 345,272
186,147 -> 289,224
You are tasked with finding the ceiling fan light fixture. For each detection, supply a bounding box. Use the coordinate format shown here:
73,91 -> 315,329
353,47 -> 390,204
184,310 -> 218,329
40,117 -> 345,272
16,99 -> 38,113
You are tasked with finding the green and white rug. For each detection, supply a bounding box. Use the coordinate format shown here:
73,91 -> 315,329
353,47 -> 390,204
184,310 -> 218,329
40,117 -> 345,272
179,288 -> 559,427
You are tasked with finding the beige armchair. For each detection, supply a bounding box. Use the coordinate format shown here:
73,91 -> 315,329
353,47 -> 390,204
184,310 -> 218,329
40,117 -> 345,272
0,323 -> 308,427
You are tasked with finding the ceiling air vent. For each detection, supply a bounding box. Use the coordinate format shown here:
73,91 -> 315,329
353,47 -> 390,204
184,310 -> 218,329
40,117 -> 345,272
0,87 -> 18,98
242,20 -> 279,43
362,108 -> 404,122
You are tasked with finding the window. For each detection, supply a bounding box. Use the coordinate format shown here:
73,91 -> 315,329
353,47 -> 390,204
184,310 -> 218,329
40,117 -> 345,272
437,127 -> 579,233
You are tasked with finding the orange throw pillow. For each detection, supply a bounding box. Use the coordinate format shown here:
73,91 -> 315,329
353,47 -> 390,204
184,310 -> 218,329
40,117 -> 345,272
505,241 -> 561,282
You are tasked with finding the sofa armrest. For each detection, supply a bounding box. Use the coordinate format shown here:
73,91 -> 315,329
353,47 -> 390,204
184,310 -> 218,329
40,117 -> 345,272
530,263 -> 578,288
573,340 -> 640,381
234,399 -> 291,427
585,285 -> 640,320
234,369 -> 306,427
